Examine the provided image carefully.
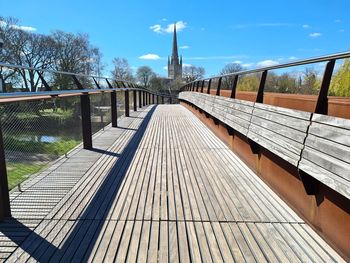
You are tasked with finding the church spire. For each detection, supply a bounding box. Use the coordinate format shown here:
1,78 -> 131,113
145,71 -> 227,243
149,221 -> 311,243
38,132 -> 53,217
172,23 -> 179,62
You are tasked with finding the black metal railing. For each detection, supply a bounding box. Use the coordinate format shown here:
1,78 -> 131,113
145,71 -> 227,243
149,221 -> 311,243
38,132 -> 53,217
181,51 -> 350,114
0,63 -> 175,220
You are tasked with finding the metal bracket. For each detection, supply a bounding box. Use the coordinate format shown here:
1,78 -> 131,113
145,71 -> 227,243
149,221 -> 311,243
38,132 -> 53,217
298,169 -> 320,196
92,77 -> 101,89
37,71 -> 52,91
248,138 -> 260,154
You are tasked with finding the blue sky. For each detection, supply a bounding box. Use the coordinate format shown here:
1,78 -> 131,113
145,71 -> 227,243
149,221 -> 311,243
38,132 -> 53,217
1,0 -> 349,77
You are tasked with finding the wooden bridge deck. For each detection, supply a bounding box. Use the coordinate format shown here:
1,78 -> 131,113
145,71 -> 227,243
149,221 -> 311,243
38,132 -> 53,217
0,105 -> 345,262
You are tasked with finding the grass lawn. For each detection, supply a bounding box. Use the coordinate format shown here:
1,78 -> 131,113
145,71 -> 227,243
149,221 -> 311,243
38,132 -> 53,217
5,139 -> 81,190
7,162 -> 47,190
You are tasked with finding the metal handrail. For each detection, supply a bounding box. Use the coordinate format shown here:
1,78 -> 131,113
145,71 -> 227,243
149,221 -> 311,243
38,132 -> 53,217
184,51 -> 350,84
0,61 -> 176,100
0,61 -> 121,82
181,51 -> 350,115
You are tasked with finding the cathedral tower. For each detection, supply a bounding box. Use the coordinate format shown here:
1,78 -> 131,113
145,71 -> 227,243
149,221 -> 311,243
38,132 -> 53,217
168,24 -> 182,79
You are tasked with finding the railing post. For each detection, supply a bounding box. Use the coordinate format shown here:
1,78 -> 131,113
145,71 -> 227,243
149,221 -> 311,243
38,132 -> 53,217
111,91 -> 118,127
230,75 -> 239,98
157,95 -> 159,104
0,121 -> 11,220
125,89 -> 130,117
315,59 -> 336,115
216,77 -> 222,96
201,80 -> 205,93
162,96 -> 165,104
256,70 -> 268,103
80,93 -> 93,149
196,81 -> 200,92
133,90 -> 137,111
170,96 -> 172,104
152,94 -> 155,104
207,79 -> 212,94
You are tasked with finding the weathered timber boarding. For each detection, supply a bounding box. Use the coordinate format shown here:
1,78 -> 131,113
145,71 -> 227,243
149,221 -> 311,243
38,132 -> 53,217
0,105 -> 344,262
248,102 -> 311,166
179,92 -> 254,136
299,114 -> 350,199
180,91 -> 350,201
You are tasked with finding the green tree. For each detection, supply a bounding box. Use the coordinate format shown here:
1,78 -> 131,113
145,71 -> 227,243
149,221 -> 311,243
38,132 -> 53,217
329,59 -> 350,97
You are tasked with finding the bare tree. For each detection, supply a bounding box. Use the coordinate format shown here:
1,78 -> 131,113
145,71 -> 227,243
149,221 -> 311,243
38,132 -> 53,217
183,65 -> 205,83
111,57 -> 133,81
0,17 -> 22,92
136,66 -> 154,88
51,31 -> 101,89
220,63 -> 243,89
14,32 -> 56,92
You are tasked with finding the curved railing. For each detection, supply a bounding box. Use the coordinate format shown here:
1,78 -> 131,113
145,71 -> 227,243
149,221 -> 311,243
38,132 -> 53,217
0,63 -> 174,219
181,51 -> 350,115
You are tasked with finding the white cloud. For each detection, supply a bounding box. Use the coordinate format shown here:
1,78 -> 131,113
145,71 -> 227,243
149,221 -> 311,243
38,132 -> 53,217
0,20 -> 37,31
235,23 -> 290,29
12,25 -> 37,32
150,24 -> 162,33
242,63 -> 253,68
180,45 -> 190,49
139,54 -> 161,60
163,66 -> 168,70
289,56 -> 297,60
150,21 -> 187,34
233,60 -> 242,64
256,60 -> 279,68
185,55 -> 245,60
161,18 -> 167,21
302,24 -> 310,28
309,32 -> 322,37
164,21 -> 187,33
339,29 -> 345,33
335,19 -> 341,23
183,63 -> 193,68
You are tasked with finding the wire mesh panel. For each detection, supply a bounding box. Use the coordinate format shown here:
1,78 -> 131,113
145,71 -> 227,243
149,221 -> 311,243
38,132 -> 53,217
90,93 -> 111,134
0,97 -> 82,189
117,91 -> 125,118
129,91 -> 134,110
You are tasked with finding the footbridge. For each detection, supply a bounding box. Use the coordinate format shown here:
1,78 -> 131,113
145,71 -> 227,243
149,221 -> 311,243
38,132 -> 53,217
0,52 -> 349,262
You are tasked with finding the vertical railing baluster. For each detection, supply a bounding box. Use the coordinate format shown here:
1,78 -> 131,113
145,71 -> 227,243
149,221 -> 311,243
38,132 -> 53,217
207,79 -> 212,94
0,120 -> 11,220
201,80 -> 205,93
256,70 -> 268,103
216,77 -> 222,96
80,93 -> 93,149
230,75 -> 239,99
124,86 -> 130,117
315,59 -> 336,114
133,90 -> 137,111
111,91 -> 118,127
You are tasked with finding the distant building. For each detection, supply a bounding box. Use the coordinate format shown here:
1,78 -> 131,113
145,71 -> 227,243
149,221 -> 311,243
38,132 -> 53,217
168,24 -> 182,80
